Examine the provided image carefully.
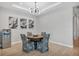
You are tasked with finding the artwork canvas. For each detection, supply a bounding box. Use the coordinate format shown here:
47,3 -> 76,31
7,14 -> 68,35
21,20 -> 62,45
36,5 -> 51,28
28,18 -> 34,28
9,17 -> 18,29
20,18 -> 27,29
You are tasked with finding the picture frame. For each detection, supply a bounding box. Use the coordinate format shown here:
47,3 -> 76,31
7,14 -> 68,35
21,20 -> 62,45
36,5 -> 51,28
20,18 -> 27,29
9,16 -> 18,29
28,18 -> 34,29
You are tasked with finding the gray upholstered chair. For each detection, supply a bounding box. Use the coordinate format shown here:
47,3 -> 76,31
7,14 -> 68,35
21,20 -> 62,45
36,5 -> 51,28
37,32 -> 50,52
36,32 -> 46,51
20,34 -> 34,52
41,33 -> 50,52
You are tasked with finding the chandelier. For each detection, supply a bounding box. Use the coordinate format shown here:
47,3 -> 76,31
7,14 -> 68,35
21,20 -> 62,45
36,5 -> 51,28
29,2 -> 39,15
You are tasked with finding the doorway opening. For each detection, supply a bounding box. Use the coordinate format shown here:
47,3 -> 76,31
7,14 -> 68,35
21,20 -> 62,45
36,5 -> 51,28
73,6 -> 79,47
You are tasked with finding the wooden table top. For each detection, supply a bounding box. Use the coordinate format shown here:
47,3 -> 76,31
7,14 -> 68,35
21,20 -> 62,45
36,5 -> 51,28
27,35 -> 43,41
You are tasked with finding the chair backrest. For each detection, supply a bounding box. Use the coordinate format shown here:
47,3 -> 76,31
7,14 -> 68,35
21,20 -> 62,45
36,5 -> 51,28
20,34 -> 27,41
41,32 -> 47,37
41,32 -> 50,40
27,32 -> 32,36
47,34 -> 50,40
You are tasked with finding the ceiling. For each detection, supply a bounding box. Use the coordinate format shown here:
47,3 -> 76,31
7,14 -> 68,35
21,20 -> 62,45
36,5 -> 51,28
0,2 -> 61,15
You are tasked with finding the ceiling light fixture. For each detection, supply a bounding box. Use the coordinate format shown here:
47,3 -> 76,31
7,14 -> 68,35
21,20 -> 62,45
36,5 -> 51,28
29,2 -> 39,15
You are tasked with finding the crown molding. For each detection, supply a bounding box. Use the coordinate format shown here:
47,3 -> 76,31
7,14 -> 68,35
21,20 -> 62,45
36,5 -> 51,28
12,4 -> 30,12
39,2 -> 62,15
12,2 -> 62,16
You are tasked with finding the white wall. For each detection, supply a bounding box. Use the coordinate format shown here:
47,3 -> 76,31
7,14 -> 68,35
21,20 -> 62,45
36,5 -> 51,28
36,3 -> 78,47
0,2 -> 79,47
0,7 -> 37,44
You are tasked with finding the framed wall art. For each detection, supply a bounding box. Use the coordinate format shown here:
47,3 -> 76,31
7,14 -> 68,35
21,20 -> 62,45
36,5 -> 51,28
20,18 -> 27,29
9,16 -> 18,29
28,18 -> 34,29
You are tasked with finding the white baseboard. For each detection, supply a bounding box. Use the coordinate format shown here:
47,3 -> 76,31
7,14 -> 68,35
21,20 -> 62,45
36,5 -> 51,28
11,40 -> 21,45
11,40 -> 73,48
49,40 -> 73,48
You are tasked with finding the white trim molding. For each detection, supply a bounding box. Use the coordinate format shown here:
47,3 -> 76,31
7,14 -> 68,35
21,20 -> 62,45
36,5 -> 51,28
49,40 -> 73,48
40,2 -> 62,14
12,2 -> 62,16
11,39 -> 73,48
12,4 -> 30,12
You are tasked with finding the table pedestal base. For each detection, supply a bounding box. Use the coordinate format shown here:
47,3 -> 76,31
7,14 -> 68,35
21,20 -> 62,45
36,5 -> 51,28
34,41 -> 37,49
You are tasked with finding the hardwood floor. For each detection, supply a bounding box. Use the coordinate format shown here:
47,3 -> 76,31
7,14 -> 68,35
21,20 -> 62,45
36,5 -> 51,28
0,42 -> 79,56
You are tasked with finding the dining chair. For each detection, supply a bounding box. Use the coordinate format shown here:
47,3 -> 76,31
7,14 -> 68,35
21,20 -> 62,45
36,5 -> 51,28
37,32 -> 50,52
20,34 -> 34,52
41,33 -> 50,52
36,32 -> 46,51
